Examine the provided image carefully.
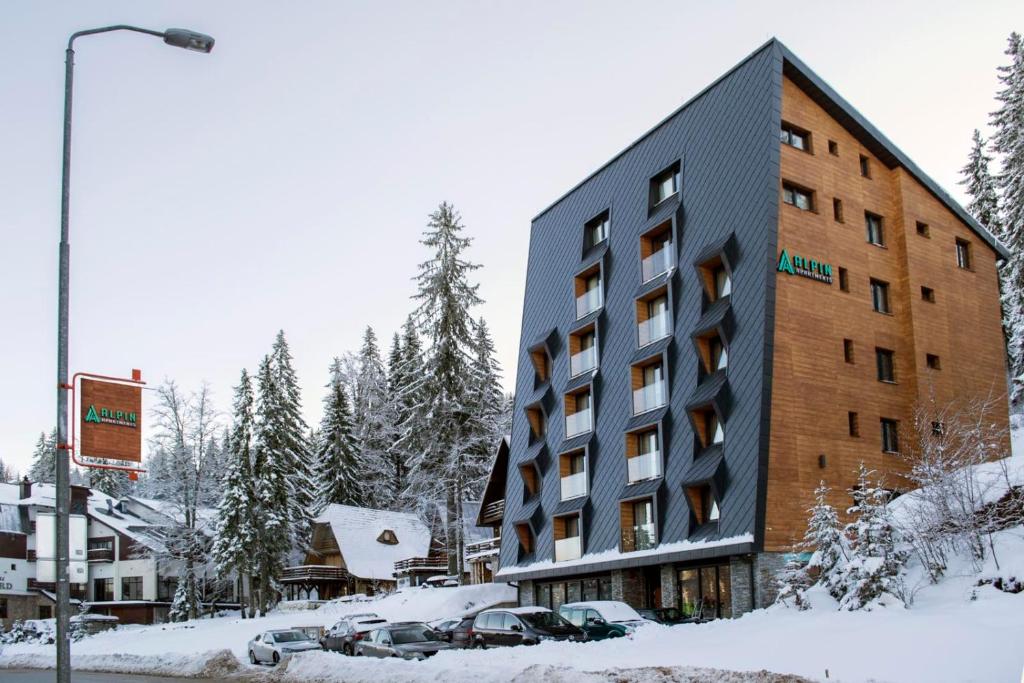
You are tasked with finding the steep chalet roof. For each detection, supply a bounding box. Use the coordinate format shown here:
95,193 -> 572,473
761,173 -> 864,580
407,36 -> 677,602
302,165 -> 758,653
316,504 -> 431,582
533,38 -> 1008,260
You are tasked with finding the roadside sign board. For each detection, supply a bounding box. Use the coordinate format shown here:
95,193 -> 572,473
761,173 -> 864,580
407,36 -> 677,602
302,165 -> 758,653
79,377 -> 142,462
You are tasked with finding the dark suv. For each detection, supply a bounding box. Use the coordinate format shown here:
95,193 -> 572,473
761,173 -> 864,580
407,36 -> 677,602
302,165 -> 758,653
470,608 -> 586,648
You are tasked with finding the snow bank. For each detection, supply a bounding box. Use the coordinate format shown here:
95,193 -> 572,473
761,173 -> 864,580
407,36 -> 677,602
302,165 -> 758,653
0,649 -> 238,678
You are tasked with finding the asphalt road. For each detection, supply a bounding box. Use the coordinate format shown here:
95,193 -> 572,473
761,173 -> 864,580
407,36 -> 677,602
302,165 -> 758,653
2,671 -> 243,683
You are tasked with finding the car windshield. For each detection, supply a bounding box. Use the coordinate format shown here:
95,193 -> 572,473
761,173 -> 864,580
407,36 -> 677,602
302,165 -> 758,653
273,631 -> 310,643
659,608 -> 682,620
519,612 -> 571,629
391,626 -> 438,644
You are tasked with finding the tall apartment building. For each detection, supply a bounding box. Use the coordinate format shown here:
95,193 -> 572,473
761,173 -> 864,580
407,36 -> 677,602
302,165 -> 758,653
494,39 -> 1009,618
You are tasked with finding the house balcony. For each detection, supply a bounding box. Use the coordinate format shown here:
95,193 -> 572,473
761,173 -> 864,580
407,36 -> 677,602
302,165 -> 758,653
465,536 -> 501,559
565,408 -> 593,438
393,555 -> 448,574
642,242 -> 674,282
628,451 -> 661,483
621,523 -> 657,553
633,381 -> 666,415
554,536 -> 582,562
576,289 -> 603,319
559,471 -> 587,501
638,312 -> 672,347
87,548 -> 113,563
570,345 -> 598,377
480,499 -> 505,525
280,565 -> 349,583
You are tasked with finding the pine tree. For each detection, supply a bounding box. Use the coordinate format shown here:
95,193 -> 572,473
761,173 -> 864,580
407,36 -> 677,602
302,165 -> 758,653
465,317 -> 506,496
28,430 -> 57,483
251,355 -> 293,614
211,369 -> 257,618
804,481 -> 849,601
88,463 -> 128,498
352,326 -> 393,508
0,457 -> 12,482
837,464 -> 909,610
390,316 -> 429,508
961,129 -> 1002,236
269,331 -> 314,551
384,333 -> 409,502
992,33 -> 1024,405
409,202 -> 484,578
315,359 -> 365,509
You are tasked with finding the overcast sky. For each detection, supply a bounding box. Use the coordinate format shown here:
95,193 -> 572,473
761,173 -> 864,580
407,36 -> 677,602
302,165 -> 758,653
1,1 -> 1021,476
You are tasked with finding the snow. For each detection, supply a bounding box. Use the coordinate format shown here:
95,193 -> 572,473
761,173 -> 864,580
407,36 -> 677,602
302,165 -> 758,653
562,601 -> 644,623
495,533 -> 753,578
316,503 -> 432,581
0,503 -> 20,532
480,606 -> 551,615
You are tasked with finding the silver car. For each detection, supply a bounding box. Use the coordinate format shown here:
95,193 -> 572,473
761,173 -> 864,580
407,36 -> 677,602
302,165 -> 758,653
354,622 -> 453,660
247,628 -> 322,665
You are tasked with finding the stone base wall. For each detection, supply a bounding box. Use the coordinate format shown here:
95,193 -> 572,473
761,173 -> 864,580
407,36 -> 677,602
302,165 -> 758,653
0,594 -> 55,632
752,552 -> 788,609
517,579 -> 535,607
658,564 -> 678,608
609,569 -> 644,606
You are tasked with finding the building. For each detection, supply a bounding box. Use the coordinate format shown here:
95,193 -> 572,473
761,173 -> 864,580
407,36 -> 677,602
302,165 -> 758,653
283,504 -> 432,598
469,436 -> 508,584
494,38 -> 1009,619
0,479 -> 233,629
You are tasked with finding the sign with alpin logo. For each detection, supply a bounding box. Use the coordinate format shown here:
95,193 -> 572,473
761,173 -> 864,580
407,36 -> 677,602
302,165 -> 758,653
80,378 -> 142,462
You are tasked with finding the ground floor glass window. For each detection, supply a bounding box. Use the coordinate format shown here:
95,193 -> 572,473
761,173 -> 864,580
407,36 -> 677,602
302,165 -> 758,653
678,564 -> 731,619
536,574 -> 612,609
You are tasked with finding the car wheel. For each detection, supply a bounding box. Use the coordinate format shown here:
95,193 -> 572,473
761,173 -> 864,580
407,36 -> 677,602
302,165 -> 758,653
272,651 -> 280,664
343,643 -> 353,656
475,638 -> 486,650
249,651 -> 258,665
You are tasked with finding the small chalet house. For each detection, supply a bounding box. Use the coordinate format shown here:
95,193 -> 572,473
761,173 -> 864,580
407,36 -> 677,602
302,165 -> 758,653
283,504 -> 431,599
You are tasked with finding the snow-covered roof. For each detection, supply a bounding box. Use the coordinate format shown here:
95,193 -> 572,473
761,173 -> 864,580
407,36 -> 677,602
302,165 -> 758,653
125,496 -> 218,531
315,504 -> 431,582
480,606 -> 551,615
0,483 -> 21,505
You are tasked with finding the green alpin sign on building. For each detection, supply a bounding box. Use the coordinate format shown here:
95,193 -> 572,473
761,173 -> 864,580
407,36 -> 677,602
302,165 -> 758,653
84,404 -> 138,428
777,249 -> 833,284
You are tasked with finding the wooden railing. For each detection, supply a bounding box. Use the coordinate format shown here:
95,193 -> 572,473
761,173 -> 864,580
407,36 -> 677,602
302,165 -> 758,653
88,548 -> 114,562
281,565 -> 349,582
481,499 -> 505,524
394,555 -> 448,573
465,536 -> 501,557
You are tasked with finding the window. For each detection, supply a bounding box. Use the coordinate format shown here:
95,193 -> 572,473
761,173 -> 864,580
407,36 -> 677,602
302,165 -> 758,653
865,212 -> 885,246
94,577 -> 113,602
584,211 -> 609,250
678,564 -> 732,620
575,266 -> 603,319
526,405 -> 546,442
632,361 -> 667,415
529,346 -> 550,385
685,484 -> 719,525
870,279 -> 890,314
833,198 -> 844,222
515,523 -> 534,555
828,140 -> 839,156
565,389 -> 593,437
782,182 -> 814,211
560,450 -> 587,501
921,286 -> 935,303
38,605 -> 52,619
569,326 -> 598,377
554,514 -> 582,562
376,529 -> 399,544
843,339 -> 855,364
780,123 -> 810,151
859,154 -> 871,178
876,348 -> 895,382
838,267 -> 849,292
638,292 -> 671,347
621,498 -> 657,552
713,265 -> 731,300
709,335 -> 728,372
848,411 -> 860,437
121,576 -> 143,600
916,221 -> 930,238
640,220 -> 673,282
881,418 -> 900,453
926,353 -> 941,370
649,161 -> 680,210
691,406 -> 723,448
956,239 -> 972,269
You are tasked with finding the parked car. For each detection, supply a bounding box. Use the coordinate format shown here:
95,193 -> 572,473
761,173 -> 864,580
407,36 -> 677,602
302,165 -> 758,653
433,616 -> 475,648
421,575 -> 459,588
354,622 -> 453,660
470,607 -> 587,648
637,607 -> 687,625
559,601 -> 649,640
321,614 -> 389,655
247,629 -> 322,665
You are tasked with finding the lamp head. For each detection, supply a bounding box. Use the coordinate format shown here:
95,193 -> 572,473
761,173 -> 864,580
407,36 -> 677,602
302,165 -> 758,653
163,28 -> 215,53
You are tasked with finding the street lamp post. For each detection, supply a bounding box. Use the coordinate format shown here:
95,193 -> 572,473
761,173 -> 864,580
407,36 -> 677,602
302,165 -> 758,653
56,25 -> 213,683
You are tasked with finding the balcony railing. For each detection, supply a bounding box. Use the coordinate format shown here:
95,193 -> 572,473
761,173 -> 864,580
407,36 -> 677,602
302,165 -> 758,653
565,408 -> 593,438
576,288 -> 603,319
480,499 -> 505,524
628,451 -> 661,483
560,471 -> 587,500
633,380 -> 666,415
554,536 -> 582,562
642,242 -> 674,282
393,555 -> 449,574
621,523 -> 658,553
281,565 -> 350,583
638,312 -> 672,347
465,536 -> 501,558
570,345 -> 598,377
87,547 -> 113,563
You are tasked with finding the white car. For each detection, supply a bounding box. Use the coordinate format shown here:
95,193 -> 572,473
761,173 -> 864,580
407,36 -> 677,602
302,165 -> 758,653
247,628 -> 322,665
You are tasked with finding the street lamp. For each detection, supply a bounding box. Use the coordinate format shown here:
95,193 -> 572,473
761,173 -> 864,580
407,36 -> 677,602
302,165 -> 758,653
55,25 -> 213,683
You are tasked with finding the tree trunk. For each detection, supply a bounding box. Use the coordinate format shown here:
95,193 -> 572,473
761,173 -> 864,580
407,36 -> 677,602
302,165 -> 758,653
446,486 -> 458,576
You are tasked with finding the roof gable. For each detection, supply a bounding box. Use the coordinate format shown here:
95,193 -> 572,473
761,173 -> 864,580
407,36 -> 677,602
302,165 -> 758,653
314,504 -> 431,581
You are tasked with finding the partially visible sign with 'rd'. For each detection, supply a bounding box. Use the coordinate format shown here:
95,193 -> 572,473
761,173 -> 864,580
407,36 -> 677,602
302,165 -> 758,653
80,378 -> 142,462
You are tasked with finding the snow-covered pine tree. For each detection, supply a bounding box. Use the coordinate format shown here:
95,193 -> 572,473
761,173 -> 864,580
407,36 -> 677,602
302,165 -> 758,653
352,326 -> 393,508
269,331 -> 314,552
390,316 -> 430,509
465,317 -> 506,496
961,129 -> 1002,236
28,430 -> 57,483
315,358 -> 365,509
991,33 -> 1024,406
251,355 -> 294,614
384,333 -> 410,502
0,457 -> 12,482
87,462 -> 129,498
410,202 -> 484,578
804,481 -> 849,600
838,464 -> 909,610
211,369 -> 257,618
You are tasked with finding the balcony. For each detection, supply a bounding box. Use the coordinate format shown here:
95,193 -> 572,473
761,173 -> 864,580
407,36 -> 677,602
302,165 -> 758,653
560,471 -> 587,501
281,565 -> 350,583
87,547 -> 113,563
576,288 -> 603,319
480,499 -> 505,525
565,408 -> 593,438
621,523 -> 657,552
638,312 -> 672,347
570,345 -> 598,377
633,381 -> 666,415
554,536 -> 582,562
465,536 -> 501,558
393,555 -> 449,574
628,451 -> 661,483
642,242 -> 674,282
